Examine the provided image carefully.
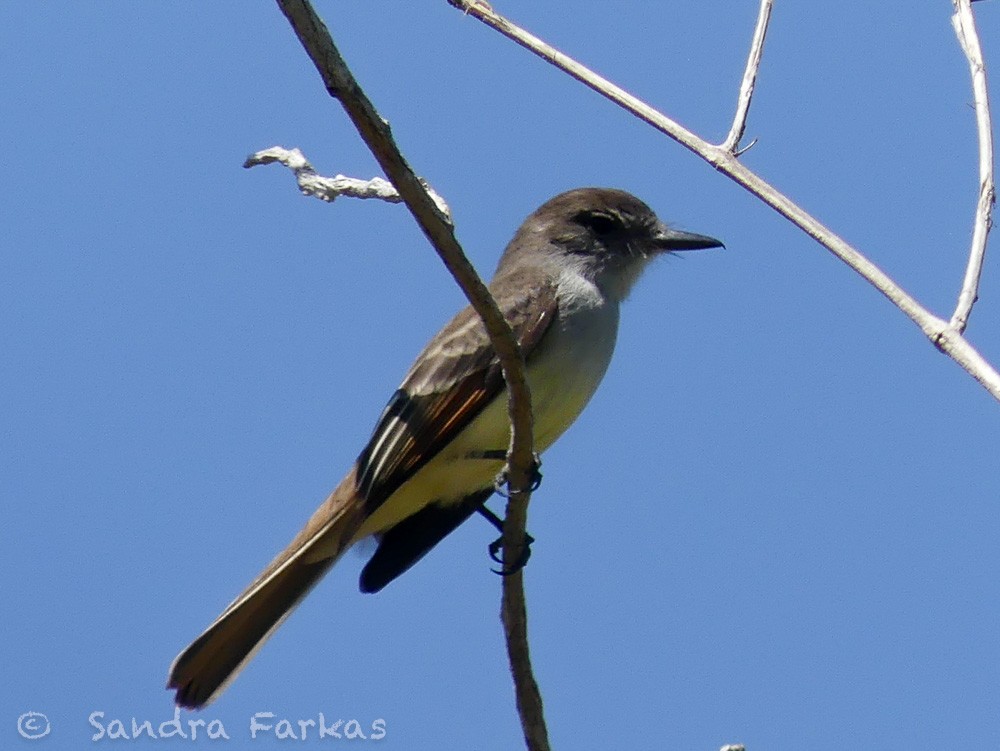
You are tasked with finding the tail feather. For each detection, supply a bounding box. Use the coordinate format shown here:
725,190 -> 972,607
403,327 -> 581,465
168,470 -> 365,709
168,556 -> 333,709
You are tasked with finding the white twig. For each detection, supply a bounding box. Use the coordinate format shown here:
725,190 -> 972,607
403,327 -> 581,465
949,0 -> 995,332
718,0 -> 773,154
244,146 -> 452,218
446,0 -> 1000,404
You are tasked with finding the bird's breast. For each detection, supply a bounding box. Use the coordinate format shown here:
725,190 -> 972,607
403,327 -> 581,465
358,281 -> 619,535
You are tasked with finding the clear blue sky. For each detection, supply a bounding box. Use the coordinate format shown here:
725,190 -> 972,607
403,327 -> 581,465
4,2 -> 1000,749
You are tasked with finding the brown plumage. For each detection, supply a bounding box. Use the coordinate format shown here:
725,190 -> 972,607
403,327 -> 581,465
167,188 -> 723,708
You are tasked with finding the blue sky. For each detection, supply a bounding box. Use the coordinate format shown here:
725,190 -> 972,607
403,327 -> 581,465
4,2 -> 1000,749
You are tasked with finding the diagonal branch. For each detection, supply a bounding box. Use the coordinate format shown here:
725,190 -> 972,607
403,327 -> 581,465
718,0 -> 773,155
950,0 -> 995,332
446,0 -> 1000,404
272,2 -> 548,749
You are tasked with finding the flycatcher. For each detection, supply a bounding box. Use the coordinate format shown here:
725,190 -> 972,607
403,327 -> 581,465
168,187 -> 722,708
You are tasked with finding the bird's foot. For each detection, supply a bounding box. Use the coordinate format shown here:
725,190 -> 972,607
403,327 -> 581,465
492,452 -> 543,496
488,533 -> 533,576
476,505 -> 535,575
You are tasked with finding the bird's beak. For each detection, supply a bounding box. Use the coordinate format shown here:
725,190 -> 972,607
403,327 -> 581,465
652,223 -> 725,252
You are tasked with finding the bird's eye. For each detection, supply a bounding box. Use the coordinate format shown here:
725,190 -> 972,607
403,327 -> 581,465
577,211 -> 620,236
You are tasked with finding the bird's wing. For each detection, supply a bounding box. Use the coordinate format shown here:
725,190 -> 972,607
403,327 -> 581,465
355,268 -> 558,514
168,274 -> 557,708
358,487 -> 495,593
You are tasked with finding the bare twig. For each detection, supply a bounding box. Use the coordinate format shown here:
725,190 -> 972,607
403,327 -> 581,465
244,146 -> 452,216
718,0 -> 773,154
271,2 -> 547,749
243,146 -> 451,220
446,0 -> 1000,404
501,566 -> 548,751
950,0 -> 995,332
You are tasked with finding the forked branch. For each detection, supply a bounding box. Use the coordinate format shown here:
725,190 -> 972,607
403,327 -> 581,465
950,0 -> 995,332
718,0 -> 773,154
447,0 -> 1000,403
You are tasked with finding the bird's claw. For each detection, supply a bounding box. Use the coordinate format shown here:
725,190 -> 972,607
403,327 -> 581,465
477,504 -> 536,574
488,533 -> 533,576
493,452 -> 543,496
487,530 -> 535,564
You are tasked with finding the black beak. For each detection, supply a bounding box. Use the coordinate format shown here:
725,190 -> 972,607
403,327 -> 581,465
652,223 -> 725,251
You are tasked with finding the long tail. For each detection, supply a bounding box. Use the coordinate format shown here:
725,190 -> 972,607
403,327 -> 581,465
167,469 -> 366,709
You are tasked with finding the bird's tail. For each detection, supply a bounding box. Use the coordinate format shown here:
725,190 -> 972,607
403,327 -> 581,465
167,470 -> 366,709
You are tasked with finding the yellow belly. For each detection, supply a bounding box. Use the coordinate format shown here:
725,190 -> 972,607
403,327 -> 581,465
355,297 -> 619,538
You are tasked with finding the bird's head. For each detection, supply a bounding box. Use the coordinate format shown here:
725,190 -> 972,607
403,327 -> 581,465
499,187 -> 723,300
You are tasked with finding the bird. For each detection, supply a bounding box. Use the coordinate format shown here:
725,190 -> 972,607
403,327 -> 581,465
167,187 -> 722,708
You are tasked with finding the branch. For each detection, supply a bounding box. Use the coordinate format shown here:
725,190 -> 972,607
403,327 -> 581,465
244,146 -> 451,216
271,2 -> 548,749
446,0 -> 1000,404
247,141 -> 549,750
717,0 -> 773,155
501,566 -> 548,751
950,0 -> 996,332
